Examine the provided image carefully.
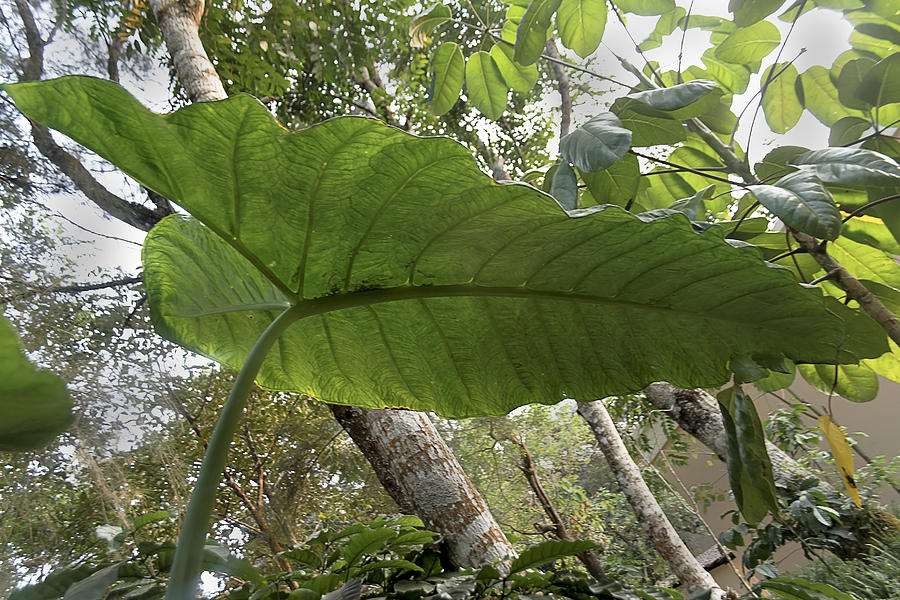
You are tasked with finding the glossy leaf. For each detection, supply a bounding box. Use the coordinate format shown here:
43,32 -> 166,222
509,539 -> 598,574
580,154 -> 640,207
729,0 -> 786,27
857,51 -> 900,107
559,112 -> 632,172
557,0 -> 606,58
409,4 -> 451,48
754,145 -> 806,182
465,51 -> 507,120
428,42 -> 464,115
4,76 -> 888,418
0,315 -> 72,451
514,0 -> 561,66
549,161 -> 578,210
749,171 -> 842,240
718,386 -> 779,525
818,415 -> 863,508
762,63 -> 803,134
791,147 -> 900,185
798,363 -> 879,402
715,21 -> 781,64
612,99 -> 687,146
490,43 -> 538,93
625,80 -> 724,120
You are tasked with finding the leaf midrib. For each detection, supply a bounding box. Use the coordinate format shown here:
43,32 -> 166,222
164,282 -> 798,327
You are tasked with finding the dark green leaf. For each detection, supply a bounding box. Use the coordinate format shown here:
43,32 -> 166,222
409,4 -> 451,48
557,0 -> 607,58
857,52 -> 900,107
754,145 -> 807,182
753,360 -> 796,393
490,43 -> 538,94
0,315 -> 72,451
791,147 -> 900,185
559,112 -> 632,172
342,529 -> 396,570
761,576 -> 854,600
717,386 -> 779,525
625,80 -> 723,120
729,0 -> 786,27
465,51 -> 507,120
762,63 -> 803,134
612,98 -> 688,146
580,154 -> 640,207
514,0 -> 561,66
10,566 -> 99,600
749,171 -> 841,240
828,116 -> 870,146
798,363 -> 879,402
509,539 -> 598,573
836,57 -> 876,110
6,76 -> 888,418
428,42 -> 464,115
550,161 -> 578,210
715,21 -> 781,64
63,564 -> 122,600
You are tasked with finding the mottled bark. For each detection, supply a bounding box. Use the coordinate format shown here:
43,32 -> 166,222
149,0 -> 226,103
331,406 -> 516,568
643,383 -> 810,487
577,401 -> 724,599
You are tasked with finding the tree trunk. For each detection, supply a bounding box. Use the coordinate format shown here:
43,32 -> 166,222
148,0 -> 515,570
331,406 -> 515,568
577,400 -> 724,599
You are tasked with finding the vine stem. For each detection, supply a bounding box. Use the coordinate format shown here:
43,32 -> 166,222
166,304 -> 305,600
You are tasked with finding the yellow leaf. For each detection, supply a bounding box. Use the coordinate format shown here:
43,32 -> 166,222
818,415 -> 862,508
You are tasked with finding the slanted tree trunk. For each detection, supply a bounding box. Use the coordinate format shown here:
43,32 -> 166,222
577,400 -> 725,599
331,407 -> 515,568
148,0 -> 515,569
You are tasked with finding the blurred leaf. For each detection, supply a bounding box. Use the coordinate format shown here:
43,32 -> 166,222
818,415 -> 862,508
762,576 -> 854,600
612,0 -> 675,16
729,0 -> 786,27
509,539 -> 598,573
858,52 -> 900,107
409,4 -> 451,48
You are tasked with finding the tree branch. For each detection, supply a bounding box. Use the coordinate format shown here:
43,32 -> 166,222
1,275 -> 143,303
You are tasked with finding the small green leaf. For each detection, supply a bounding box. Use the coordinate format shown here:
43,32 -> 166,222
509,539 -> 598,573
612,0 -> 674,15
428,42 -> 464,115
836,57 -> 876,110
669,184 -> 715,219
791,147 -> 900,185
490,43 -> 538,93
341,528 -> 396,570
718,386 -> 779,525
409,4 -> 451,48
799,363 -> 879,402
550,162 -> 578,210
557,0 -> 607,58
754,145 -> 806,182
626,80 -> 724,120
729,0 -> 787,27
828,116 -> 870,146
798,65 -> 861,126
753,360 -> 796,393
730,355 -> 769,383
858,52 -> 900,107
612,98 -> 687,146
0,316 -> 72,451
715,21 -> 781,64
580,154 -> 640,207
749,171 -> 842,240
559,113 -> 632,172
514,0 -> 561,66
465,51 -> 507,120
762,63 -> 803,134
637,6 -> 686,52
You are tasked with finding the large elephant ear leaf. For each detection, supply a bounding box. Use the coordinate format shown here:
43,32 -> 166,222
3,76 -> 889,418
749,170 -> 842,240
0,316 -> 72,451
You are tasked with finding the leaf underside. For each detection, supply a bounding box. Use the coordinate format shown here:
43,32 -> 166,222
3,77 -> 888,418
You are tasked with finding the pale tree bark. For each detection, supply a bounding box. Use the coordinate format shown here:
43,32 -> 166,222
331,407 -> 515,568
147,0 -> 515,568
577,400 -> 726,599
